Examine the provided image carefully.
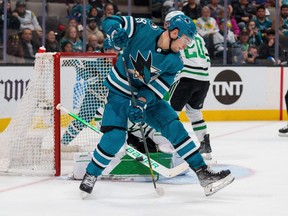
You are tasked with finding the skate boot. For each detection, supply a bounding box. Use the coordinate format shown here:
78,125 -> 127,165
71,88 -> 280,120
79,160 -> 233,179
200,134 -> 212,160
279,125 -> 288,137
194,165 -> 234,196
79,173 -> 97,199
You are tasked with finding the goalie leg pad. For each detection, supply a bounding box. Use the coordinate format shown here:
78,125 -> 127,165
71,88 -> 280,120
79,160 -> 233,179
61,88 -> 100,145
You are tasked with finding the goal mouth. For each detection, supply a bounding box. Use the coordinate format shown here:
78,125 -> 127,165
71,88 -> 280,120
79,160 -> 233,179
0,52 -> 117,176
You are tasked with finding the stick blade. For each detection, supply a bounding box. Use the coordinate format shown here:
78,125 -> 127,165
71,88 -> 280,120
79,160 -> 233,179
156,187 -> 165,196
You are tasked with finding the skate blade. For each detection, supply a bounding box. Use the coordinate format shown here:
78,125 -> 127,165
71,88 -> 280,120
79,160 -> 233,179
80,191 -> 90,200
279,133 -> 288,137
204,174 -> 235,196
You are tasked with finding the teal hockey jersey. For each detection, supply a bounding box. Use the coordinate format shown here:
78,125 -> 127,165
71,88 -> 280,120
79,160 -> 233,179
102,16 -> 184,106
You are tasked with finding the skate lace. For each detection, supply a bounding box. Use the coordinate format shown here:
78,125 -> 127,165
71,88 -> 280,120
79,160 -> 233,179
205,167 -> 219,175
83,174 -> 96,186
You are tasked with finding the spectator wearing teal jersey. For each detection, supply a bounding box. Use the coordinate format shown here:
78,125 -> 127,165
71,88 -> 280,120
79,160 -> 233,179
60,26 -> 83,52
251,5 -> 272,40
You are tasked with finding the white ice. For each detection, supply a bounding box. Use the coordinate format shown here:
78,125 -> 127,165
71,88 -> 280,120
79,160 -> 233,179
0,121 -> 287,216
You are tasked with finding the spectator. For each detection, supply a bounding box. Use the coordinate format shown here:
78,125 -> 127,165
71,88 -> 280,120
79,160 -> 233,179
163,0 -> 185,10
207,0 -> 224,20
61,41 -> 73,52
88,0 -> 120,15
251,5 -> 272,40
60,26 -> 83,52
70,0 -> 92,22
196,6 -> 219,38
266,0 -> 276,20
67,17 -> 81,29
213,18 -> 236,58
19,28 -> 40,63
13,0 -> 42,41
0,0 -> 21,43
232,0 -> 256,28
252,0 -> 269,7
87,6 -> 102,27
247,20 -> 263,46
272,4 -> 288,36
258,28 -> 286,63
45,30 -> 61,52
86,16 -> 104,43
182,0 -> 202,20
58,17 -> 83,43
100,2 -> 115,25
234,30 -> 250,63
218,0 -> 233,12
87,35 -> 104,52
282,0 -> 288,6
216,7 -> 240,39
6,33 -> 25,63
86,43 -> 95,52
244,45 -> 259,64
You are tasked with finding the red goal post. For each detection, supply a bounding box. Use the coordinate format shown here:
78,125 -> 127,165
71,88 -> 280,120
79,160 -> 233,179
0,52 -> 117,176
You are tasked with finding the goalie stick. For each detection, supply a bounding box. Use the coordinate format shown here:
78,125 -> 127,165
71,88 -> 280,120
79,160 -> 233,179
56,104 -> 189,178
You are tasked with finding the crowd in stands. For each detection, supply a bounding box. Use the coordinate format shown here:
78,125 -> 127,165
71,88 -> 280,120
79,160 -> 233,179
1,0 -> 288,65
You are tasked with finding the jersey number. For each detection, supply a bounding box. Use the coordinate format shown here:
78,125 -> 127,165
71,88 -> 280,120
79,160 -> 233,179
184,37 -> 205,59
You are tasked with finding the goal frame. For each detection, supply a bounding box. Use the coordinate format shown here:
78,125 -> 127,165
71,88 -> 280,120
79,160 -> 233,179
52,52 -> 117,176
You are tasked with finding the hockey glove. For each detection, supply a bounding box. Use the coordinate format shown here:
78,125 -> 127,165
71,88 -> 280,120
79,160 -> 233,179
111,28 -> 128,49
128,99 -> 147,124
103,38 -> 114,50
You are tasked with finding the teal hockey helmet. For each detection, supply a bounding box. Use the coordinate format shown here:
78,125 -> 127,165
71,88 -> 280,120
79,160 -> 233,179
168,14 -> 196,41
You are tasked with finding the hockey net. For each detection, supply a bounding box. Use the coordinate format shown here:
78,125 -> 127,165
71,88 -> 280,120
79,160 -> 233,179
0,52 -> 117,176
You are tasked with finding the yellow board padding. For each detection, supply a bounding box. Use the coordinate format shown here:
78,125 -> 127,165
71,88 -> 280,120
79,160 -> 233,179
0,110 -> 287,132
0,118 -> 11,132
60,115 -> 97,127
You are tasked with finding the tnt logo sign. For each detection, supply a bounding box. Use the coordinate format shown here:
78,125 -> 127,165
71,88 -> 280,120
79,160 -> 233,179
212,70 -> 243,105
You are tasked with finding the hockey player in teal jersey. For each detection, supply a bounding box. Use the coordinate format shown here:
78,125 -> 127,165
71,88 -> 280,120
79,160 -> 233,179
126,11 -> 214,164
80,14 -> 234,197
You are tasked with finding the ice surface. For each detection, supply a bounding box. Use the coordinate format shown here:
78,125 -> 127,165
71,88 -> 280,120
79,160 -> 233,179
0,121 -> 287,216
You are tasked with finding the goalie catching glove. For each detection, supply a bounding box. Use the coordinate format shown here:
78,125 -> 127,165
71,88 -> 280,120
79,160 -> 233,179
128,99 -> 147,124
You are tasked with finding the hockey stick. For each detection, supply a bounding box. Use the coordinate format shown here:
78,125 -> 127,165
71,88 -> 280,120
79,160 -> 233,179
120,50 -> 165,195
56,104 -> 189,178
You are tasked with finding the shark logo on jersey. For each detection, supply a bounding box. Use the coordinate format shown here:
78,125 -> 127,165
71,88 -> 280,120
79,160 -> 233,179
130,51 -> 160,84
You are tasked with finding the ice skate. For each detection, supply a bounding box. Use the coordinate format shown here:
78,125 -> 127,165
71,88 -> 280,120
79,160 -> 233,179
194,165 -> 234,196
200,134 -> 213,160
279,125 -> 288,137
79,173 -> 97,199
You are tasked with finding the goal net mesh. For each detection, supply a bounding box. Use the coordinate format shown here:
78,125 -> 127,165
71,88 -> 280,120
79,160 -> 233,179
0,52 -> 115,176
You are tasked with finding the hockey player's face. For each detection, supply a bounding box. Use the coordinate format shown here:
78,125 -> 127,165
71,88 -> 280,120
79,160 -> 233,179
179,35 -> 193,46
171,35 -> 192,52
